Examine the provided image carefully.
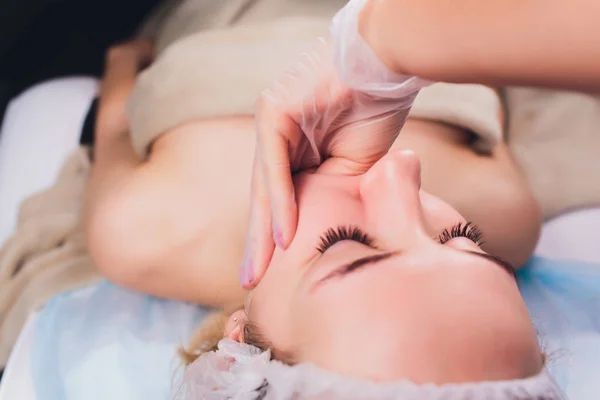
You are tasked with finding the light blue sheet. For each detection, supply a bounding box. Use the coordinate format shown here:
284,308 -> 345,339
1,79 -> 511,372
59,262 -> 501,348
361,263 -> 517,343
517,257 -> 600,399
32,257 -> 600,400
32,282 -> 209,400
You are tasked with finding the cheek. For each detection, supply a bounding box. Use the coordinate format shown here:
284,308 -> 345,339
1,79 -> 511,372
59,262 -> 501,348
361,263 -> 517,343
247,251 -> 299,348
420,191 -> 466,235
289,283 -> 380,356
250,251 -> 291,311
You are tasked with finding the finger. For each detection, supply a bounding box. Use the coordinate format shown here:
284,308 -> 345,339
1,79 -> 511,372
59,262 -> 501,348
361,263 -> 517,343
132,38 -> 155,68
255,98 -> 299,249
104,39 -> 154,79
241,146 -> 275,289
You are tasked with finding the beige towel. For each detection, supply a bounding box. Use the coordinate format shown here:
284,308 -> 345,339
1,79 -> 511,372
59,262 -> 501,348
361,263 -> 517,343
128,17 -> 334,157
130,0 -> 501,158
129,18 -> 502,158
0,148 -> 98,366
507,88 -> 600,218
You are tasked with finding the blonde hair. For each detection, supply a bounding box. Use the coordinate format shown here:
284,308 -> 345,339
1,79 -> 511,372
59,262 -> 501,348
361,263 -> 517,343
179,309 -> 231,365
180,307 -> 294,366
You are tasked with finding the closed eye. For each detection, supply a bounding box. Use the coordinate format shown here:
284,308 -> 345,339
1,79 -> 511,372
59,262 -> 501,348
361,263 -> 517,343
316,225 -> 375,253
436,222 -> 484,246
317,222 -> 483,254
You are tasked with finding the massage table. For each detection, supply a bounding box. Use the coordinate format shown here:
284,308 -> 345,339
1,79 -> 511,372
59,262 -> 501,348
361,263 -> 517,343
1,78 -> 599,400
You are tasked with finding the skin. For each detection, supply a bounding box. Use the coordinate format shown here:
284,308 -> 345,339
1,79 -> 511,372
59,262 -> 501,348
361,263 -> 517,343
232,150 -> 543,384
359,0 -> 600,91
85,41 -> 541,311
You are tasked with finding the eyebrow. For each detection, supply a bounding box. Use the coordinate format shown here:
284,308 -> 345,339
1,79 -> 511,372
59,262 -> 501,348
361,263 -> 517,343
465,251 -> 516,278
314,249 -> 515,289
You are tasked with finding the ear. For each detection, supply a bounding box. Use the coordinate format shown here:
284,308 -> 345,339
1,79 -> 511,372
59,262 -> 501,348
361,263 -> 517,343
224,309 -> 247,343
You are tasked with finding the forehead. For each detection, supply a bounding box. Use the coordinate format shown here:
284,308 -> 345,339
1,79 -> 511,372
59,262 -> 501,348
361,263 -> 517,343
251,248 -> 528,374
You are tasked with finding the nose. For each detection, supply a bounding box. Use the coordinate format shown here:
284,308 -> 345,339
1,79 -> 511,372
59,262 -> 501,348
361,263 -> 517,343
359,149 -> 428,247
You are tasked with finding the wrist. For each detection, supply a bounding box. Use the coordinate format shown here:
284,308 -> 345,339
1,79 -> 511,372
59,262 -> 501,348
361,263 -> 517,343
358,0 -> 395,71
358,0 -> 448,80
357,0 -> 420,77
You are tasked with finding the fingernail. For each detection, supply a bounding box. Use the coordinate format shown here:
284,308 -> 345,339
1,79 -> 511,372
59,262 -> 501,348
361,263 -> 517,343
273,225 -> 285,249
240,257 -> 255,287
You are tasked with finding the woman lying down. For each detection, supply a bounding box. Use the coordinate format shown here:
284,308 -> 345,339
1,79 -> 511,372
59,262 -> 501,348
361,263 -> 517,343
84,29 -> 563,400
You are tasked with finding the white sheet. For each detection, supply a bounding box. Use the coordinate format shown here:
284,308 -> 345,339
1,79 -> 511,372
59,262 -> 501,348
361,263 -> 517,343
535,208 -> 600,264
0,77 -> 97,246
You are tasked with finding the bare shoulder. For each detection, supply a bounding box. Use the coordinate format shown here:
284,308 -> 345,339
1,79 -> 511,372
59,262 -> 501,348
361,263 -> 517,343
87,116 -> 256,306
396,118 -> 541,267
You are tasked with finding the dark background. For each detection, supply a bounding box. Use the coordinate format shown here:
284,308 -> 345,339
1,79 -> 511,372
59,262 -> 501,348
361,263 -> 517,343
0,0 -> 161,125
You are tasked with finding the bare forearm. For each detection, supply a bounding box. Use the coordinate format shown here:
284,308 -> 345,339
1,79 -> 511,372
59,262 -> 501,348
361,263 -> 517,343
86,131 -> 139,208
86,43 -> 148,209
362,0 -> 600,91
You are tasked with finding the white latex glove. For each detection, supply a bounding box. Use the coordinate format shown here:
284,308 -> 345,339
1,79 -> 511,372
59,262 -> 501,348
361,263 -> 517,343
331,0 -> 430,98
240,1 -> 431,288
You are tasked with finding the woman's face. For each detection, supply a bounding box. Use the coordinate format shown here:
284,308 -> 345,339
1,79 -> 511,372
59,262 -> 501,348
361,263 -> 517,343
245,150 -> 542,384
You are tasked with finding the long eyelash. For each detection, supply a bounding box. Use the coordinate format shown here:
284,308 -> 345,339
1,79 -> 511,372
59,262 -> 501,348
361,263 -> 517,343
437,222 -> 484,245
317,226 -> 374,253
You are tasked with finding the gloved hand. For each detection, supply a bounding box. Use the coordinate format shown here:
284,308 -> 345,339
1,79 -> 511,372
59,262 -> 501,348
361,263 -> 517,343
240,0 -> 431,289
